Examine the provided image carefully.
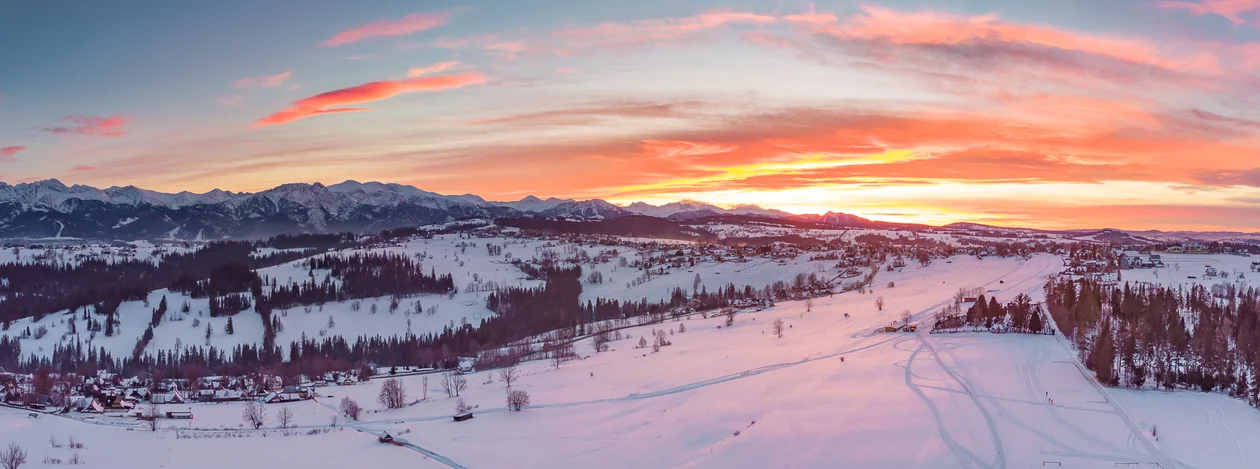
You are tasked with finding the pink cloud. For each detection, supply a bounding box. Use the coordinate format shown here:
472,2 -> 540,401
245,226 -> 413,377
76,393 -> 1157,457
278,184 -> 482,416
1158,0 -> 1260,25
556,10 -> 778,41
323,12 -> 452,47
70,164 -> 96,172
432,8 -> 837,59
822,6 -> 1214,72
41,115 -> 129,137
218,95 -> 244,106
408,60 -> 462,77
555,67 -> 578,73
550,9 -> 837,51
236,71 -> 292,89
253,72 -> 488,127
0,146 -> 26,161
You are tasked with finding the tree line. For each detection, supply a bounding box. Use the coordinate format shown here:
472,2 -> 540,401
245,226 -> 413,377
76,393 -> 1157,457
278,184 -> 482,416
1045,276 -> 1260,406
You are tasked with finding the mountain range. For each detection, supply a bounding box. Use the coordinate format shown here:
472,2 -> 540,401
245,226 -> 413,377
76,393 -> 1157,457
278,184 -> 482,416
2,179 -> 1255,243
0,179 -> 878,239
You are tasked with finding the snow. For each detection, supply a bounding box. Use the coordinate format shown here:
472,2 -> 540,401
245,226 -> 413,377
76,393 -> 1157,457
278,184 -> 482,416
0,407 -> 429,469
1120,252 -> 1255,290
2,252 -> 1257,468
1113,388 -> 1260,469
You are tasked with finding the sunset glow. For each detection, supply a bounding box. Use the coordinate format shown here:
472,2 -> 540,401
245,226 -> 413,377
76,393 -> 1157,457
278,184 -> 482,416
3,1 -> 1260,230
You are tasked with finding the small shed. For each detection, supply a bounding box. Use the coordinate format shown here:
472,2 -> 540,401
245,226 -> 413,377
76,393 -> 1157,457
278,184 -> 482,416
453,412 -> 474,422
378,431 -> 394,443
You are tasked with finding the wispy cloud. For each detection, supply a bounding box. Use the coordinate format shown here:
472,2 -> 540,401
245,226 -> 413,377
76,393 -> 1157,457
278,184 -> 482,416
1158,0 -> 1260,25
408,61 -> 461,77
463,101 -> 692,126
323,12 -> 453,47
253,72 -> 488,127
820,6 -> 1217,73
70,164 -> 96,172
0,146 -> 26,161
236,71 -> 292,89
218,95 -> 245,106
40,115 -> 129,137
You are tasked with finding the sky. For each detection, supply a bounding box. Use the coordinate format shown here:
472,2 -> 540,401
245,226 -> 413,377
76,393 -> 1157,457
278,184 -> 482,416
3,0 -> 1260,231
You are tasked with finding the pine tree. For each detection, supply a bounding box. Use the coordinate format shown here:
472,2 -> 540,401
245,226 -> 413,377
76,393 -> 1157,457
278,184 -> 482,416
105,311 -> 115,337
1029,311 -> 1043,333
1091,319 -> 1117,386
988,296 -> 1003,323
226,317 -> 235,335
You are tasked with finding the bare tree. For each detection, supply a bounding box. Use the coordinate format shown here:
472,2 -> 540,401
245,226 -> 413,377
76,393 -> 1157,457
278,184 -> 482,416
0,443 -> 25,469
421,376 -> 429,400
592,331 -> 610,352
278,406 -> 294,429
339,396 -> 362,421
145,401 -> 160,431
498,365 -> 519,389
551,341 -> 574,369
725,309 -> 736,327
452,373 -> 468,396
805,298 -> 814,312
242,400 -> 266,429
772,318 -> 785,338
875,296 -> 886,311
506,389 -> 530,411
900,310 -> 912,327
440,372 -> 456,398
454,397 -> 473,414
378,378 -> 408,409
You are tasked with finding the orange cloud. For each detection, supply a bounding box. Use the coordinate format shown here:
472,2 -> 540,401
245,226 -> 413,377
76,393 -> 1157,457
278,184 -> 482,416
1158,0 -> 1260,24
41,115 -> 129,137
640,140 -> 739,159
253,72 -> 488,127
0,146 -> 25,161
70,164 -> 96,172
323,12 -> 452,47
236,71 -> 292,88
408,61 -> 461,77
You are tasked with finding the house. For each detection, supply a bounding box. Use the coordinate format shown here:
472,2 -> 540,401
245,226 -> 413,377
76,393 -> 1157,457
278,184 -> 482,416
75,397 -> 104,413
211,389 -> 244,402
101,395 -> 134,411
260,390 -> 305,404
151,390 -> 185,404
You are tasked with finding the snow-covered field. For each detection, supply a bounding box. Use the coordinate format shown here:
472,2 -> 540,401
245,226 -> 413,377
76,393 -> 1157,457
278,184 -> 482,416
3,250 -> 1259,468
2,233 -> 875,360
0,240 -> 201,266
1121,252 -> 1256,290
0,407 -> 416,469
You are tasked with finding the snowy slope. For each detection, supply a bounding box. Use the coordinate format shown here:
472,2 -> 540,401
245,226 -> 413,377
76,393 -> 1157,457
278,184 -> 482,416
4,253 -> 1255,468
